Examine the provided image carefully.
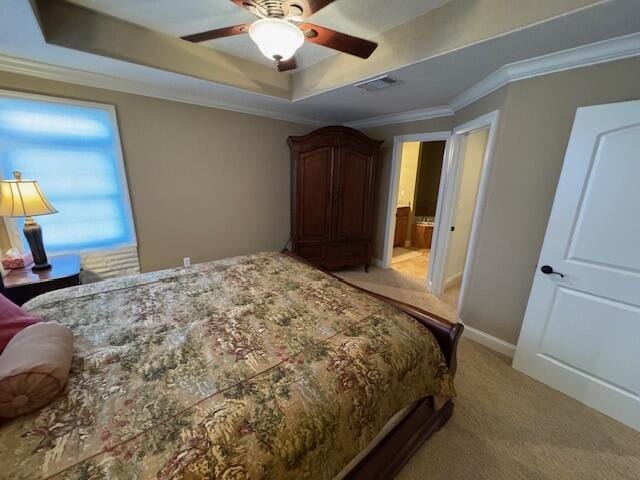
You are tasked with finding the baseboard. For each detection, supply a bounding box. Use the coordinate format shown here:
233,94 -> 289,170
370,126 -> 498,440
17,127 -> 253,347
371,258 -> 385,268
444,273 -> 462,289
458,321 -> 516,359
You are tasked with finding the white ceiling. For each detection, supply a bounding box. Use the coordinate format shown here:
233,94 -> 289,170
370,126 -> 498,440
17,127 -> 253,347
0,0 -> 639,125
68,0 -> 451,70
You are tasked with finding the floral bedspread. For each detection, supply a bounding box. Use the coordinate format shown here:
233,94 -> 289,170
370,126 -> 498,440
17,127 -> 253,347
2,252 -> 454,479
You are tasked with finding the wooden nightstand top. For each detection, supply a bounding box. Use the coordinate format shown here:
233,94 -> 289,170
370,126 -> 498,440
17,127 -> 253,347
3,254 -> 81,288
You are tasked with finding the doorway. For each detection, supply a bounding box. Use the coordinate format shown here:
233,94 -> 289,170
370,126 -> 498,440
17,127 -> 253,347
381,111 -> 499,319
389,140 -> 446,281
381,131 -> 450,277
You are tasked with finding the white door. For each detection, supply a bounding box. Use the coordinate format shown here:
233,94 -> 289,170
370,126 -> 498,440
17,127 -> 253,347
513,100 -> 640,431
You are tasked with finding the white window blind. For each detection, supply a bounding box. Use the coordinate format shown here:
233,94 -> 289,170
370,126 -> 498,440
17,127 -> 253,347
0,92 -> 137,254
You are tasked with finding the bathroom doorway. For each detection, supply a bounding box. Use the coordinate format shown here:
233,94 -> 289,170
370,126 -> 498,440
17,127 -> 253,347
381,132 -> 451,284
389,140 -> 446,281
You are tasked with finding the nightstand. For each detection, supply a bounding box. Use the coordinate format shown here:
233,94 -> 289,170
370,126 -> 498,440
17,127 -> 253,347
1,254 -> 81,305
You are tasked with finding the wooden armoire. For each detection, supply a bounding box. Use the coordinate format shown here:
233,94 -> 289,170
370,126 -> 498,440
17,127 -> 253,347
288,126 -> 382,271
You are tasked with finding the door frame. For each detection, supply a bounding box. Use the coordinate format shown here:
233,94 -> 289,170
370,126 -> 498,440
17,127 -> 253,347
381,132 -> 452,278
429,110 -> 500,313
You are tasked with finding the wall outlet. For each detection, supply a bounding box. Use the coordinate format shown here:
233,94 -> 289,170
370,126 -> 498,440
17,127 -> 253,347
183,257 -> 191,267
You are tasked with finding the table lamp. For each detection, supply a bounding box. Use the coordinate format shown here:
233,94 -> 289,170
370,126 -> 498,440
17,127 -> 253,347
0,171 -> 57,271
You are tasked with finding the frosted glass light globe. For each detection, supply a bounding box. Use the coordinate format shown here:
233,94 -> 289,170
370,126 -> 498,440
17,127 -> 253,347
249,18 -> 304,61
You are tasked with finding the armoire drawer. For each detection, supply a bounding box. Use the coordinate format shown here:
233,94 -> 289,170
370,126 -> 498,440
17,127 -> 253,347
344,244 -> 368,263
294,243 -> 324,261
324,243 -> 367,262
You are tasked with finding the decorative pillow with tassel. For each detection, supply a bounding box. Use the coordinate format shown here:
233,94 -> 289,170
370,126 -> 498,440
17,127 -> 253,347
0,322 -> 73,418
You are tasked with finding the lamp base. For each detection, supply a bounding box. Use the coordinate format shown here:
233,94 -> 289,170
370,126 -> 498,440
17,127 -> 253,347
31,262 -> 52,271
23,217 -> 51,271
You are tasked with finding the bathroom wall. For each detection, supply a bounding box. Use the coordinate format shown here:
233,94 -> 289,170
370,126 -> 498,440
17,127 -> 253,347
396,141 -> 421,243
397,142 -> 420,208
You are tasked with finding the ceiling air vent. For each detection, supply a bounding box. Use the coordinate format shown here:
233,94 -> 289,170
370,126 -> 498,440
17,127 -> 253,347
354,75 -> 401,92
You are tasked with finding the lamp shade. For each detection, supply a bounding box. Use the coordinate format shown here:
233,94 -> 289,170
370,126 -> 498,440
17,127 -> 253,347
249,19 -> 304,61
0,171 -> 57,218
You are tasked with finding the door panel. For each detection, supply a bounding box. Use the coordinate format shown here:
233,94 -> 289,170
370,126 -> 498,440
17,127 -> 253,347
513,100 -> 640,431
334,148 -> 373,241
295,148 -> 333,241
567,125 -> 640,272
539,287 -> 639,396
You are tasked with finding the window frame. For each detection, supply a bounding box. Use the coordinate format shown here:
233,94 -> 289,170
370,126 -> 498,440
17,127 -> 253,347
0,89 -> 138,254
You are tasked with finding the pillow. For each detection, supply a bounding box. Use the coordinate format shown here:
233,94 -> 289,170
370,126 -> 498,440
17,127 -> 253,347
0,322 -> 73,418
0,293 -> 40,353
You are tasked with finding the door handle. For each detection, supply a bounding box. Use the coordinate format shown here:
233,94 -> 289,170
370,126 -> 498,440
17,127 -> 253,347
540,265 -> 565,278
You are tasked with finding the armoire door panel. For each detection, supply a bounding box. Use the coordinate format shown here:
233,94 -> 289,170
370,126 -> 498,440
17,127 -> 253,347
296,147 -> 333,241
335,148 -> 373,241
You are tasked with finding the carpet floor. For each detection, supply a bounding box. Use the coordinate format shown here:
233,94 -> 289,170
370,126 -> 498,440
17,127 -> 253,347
335,267 -> 640,480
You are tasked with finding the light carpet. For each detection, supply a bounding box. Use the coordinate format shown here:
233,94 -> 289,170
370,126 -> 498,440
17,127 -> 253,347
335,267 -> 640,480
337,266 -> 459,321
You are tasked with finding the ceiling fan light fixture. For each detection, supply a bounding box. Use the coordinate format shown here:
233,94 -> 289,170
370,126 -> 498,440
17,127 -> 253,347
249,18 -> 304,61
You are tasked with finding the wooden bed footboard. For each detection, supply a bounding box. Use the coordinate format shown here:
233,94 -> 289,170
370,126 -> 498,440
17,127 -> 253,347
283,250 -> 463,479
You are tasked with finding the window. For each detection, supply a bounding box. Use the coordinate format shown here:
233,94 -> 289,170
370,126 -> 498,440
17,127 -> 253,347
0,91 -> 136,253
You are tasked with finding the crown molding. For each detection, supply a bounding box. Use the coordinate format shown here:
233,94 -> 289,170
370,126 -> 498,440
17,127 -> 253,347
1,32 -> 640,129
450,31 -> 640,111
345,32 -> 640,128
344,105 -> 454,129
0,54 -> 324,126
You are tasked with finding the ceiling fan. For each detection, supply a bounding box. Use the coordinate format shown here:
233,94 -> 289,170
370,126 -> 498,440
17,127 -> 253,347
181,0 -> 378,72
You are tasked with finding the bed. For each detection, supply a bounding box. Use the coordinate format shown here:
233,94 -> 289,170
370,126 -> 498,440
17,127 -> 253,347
1,251 -> 462,479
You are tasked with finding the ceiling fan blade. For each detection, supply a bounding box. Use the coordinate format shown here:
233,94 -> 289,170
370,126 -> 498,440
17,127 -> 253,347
299,23 -> 378,59
283,0 -> 336,19
181,23 -> 251,43
277,57 -> 298,72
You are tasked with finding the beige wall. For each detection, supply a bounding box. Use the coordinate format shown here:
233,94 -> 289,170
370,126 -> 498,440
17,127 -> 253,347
366,56 -> 640,345
396,141 -> 421,243
444,128 -> 488,285
0,71 -> 309,272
